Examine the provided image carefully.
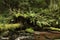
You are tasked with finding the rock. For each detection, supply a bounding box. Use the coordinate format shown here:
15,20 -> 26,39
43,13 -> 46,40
15,36 -> 34,40
0,37 -> 9,40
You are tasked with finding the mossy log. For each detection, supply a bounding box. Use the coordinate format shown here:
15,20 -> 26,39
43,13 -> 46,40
0,23 -> 22,31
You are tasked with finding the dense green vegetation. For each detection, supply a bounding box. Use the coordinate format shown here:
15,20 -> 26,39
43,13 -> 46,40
0,0 -> 60,33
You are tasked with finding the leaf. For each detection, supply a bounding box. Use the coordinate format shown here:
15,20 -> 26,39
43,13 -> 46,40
25,28 -> 34,33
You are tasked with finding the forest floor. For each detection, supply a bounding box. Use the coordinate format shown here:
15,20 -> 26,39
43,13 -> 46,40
0,30 -> 60,40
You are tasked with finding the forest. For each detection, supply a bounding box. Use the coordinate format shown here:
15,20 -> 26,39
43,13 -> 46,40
0,0 -> 60,40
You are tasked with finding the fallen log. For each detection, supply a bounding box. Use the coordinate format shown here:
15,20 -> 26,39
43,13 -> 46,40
34,31 -> 60,40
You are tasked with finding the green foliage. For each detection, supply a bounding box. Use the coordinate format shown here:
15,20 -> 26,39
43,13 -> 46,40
25,28 -> 34,33
0,0 -> 60,32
